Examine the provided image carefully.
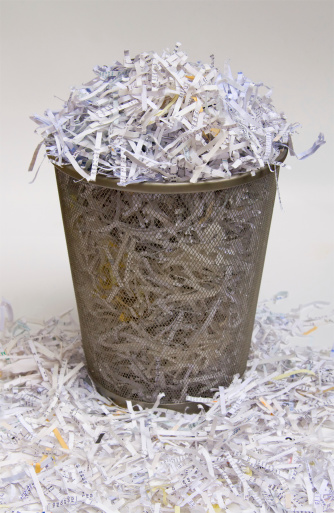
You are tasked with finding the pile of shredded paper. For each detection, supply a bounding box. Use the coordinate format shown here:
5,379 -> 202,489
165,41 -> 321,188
30,43 -> 325,186
0,295 -> 333,513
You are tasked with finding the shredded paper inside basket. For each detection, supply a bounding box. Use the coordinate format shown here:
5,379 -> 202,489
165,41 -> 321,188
1,295 -> 333,513
30,43 -> 325,185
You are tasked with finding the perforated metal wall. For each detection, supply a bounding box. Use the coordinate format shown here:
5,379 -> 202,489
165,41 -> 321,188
56,169 -> 276,406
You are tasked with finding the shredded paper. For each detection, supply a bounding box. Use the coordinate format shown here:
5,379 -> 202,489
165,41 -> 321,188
1,295 -> 333,513
55,168 -> 277,403
30,43 -> 325,185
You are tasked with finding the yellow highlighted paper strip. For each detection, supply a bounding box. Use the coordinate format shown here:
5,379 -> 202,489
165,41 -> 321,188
156,95 -> 179,118
259,397 -> 273,412
273,369 -> 316,380
323,386 -> 334,393
152,486 -> 168,506
53,428 -> 69,450
35,454 -> 48,474
175,507 -> 181,513
210,128 -> 220,137
303,326 -> 318,336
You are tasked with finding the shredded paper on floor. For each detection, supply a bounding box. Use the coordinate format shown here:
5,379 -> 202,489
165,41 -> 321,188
0,294 -> 333,513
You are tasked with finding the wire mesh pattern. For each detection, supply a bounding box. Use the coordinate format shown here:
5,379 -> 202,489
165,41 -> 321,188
56,170 -> 276,405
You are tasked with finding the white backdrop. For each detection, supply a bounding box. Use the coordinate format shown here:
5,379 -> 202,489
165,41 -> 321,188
1,0 -> 333,346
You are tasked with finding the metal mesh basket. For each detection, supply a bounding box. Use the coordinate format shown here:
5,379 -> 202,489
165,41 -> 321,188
55,162 -> 280,411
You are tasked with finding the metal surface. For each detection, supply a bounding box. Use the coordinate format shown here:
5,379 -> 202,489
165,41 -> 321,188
52,148 -> 286,194
94,381 -> 209,413
55,162 -> 280,409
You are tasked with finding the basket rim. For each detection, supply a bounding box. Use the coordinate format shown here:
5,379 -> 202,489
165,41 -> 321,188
52,147 -> 287,194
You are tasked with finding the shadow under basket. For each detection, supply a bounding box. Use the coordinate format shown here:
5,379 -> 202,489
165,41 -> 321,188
54,152 -> 285,413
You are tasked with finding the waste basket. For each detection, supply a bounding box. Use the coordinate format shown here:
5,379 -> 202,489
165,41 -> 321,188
54,150 -> 286,411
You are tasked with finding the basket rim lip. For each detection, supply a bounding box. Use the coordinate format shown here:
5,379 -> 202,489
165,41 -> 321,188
52,147 -> 287,193
92,378 -> 211,413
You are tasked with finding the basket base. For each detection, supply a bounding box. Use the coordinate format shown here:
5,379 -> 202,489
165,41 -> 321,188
92,378 -> 210,413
